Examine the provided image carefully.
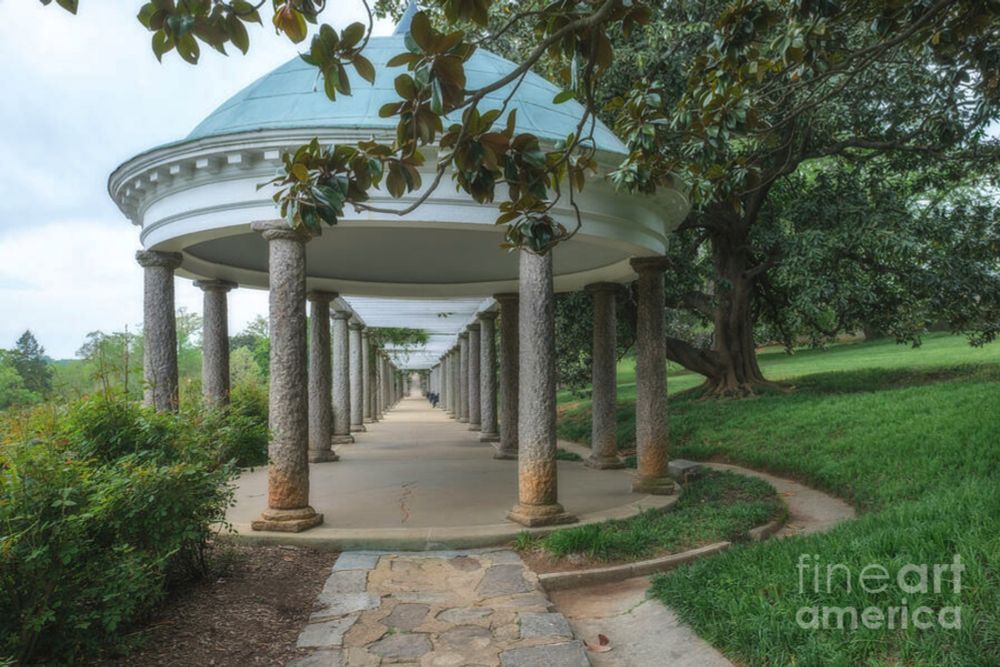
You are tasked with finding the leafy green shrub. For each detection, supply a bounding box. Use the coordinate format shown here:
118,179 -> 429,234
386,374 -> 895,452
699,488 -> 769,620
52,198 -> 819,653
60,395 -> 184,464
0,394 -> 236,664
216,382 -> 269,467
206,409 -> 269,468
230,381 -> 268,421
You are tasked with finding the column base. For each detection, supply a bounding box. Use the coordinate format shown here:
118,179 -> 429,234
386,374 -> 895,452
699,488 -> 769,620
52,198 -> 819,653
468,423 -> 481,431
586,455 -> 626,470
479,432 -> 500,443
251,507 -> 323,533
458,417 -> 469,423
363,417 -> 376,424
331,434 -> 355,445
631,475 -> 676,495
493,448 -> 517,460
309,450 -> 340,463
507,503 -> 577,527
350,424 -> 366,432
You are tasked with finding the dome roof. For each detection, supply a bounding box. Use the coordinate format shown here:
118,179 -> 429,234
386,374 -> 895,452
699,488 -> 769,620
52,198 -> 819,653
186,34 -> 627,154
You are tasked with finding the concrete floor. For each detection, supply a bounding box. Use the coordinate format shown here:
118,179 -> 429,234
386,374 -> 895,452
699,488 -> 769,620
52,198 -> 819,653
228,396 -> 664,547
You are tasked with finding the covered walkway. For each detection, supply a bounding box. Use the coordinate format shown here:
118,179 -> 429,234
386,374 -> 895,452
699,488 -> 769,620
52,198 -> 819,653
113,12 -> 690,540
228,394 -> 673,549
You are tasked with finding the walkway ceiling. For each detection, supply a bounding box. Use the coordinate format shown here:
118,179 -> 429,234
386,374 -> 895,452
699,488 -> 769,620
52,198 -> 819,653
339,296 -> 493,370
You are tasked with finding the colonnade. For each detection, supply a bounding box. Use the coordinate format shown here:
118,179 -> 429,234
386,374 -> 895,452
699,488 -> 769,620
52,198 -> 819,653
134,226 -> 406,532
427,252 -> 674,527
135,234 -> 675,533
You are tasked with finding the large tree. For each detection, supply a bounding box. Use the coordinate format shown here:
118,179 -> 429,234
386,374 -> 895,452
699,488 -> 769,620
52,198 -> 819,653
606,0 -> 1000,395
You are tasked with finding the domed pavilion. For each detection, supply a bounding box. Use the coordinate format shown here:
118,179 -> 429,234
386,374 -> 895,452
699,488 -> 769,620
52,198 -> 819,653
110,14 -> 689,540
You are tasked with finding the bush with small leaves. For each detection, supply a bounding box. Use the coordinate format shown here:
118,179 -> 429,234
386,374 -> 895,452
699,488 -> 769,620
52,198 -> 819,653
0,394 -> 236,663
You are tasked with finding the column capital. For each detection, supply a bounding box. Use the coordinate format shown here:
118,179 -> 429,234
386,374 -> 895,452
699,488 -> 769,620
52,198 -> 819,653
458,331 -> 469,340
331,310 -> 352,321
477,310 -> 499,322
493,292 -> 518,304
629,256 -> 671,274
348,321 -> 365,331
136,249 -> 182,269
251,220 -> 318,243
467,322 -> 480,332
194,278 -> 237,293
584,281 -> 624,295
306,290 -> 338,303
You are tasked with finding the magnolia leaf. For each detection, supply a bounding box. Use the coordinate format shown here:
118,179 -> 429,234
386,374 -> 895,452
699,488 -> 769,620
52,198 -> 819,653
152,31 -> 173,62
553,89 -> 575,104
409,12 -> 434,52
227,14 -> 250,54
176,33 -> 200,64
353,54 -> 376,84
387,52 -> 419,67
341,22 -> 366,49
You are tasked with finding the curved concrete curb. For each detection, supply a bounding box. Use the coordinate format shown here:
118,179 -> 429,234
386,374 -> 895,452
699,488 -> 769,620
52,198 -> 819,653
538,516 -> 786,592
536,453 -> 856,592
220,492 -> 680,551
546,458 -> 857,667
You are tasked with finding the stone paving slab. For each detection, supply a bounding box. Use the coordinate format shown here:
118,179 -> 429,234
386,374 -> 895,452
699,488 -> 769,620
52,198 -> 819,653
289,549 -> 591,666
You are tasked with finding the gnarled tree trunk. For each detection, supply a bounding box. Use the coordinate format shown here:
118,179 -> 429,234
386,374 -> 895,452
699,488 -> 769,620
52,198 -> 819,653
661,208 -> 779,398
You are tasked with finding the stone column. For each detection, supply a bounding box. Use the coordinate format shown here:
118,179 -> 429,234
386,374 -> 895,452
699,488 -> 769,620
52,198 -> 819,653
494,293 -> 519,459
362,330 -> 375,423
307,291 -> 339,463
630,257 -> 674,495
136,250 -> 182,412
508,251 -> 576,526
331,310 -> 355,444
458,332 -> 470,423
390,364 -> 397,405
385,361 -> 391,408
450,350 -> 457,413
450,347 -> 460,417
194,278 -> 236,407
585,283 -> 625,469
442,354 -> 451,412
467,322 -> 482,431
478,311 -> 499,442
387,362 -> 394,406
349,322 -> 366,432
250,222 -> 321,532
375,349 -> 384,420
378,354 -> 388,415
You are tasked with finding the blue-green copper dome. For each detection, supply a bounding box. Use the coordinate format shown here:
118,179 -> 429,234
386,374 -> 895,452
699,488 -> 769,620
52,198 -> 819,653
187,35 -> 627,154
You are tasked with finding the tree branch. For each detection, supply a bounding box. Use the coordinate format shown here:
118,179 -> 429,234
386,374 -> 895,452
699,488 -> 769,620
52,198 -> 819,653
664,336 -> 719,379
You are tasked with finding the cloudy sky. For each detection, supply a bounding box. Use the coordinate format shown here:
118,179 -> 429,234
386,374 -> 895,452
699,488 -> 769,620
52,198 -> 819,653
0,1 -> 394,359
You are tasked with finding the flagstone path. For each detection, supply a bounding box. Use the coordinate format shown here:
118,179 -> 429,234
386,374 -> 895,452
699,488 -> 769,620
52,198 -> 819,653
288,549 -> 590,667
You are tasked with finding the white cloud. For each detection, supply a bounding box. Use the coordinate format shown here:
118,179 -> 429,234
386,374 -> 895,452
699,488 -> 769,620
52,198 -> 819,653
0,1 -> 392,358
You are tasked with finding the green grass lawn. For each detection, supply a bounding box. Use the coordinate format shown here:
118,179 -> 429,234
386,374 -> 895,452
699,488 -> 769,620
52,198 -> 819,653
556,334 -> 1000,666
520,469 -> 784,563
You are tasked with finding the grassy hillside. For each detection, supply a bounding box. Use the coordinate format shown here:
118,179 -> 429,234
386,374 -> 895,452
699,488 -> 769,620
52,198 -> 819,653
558,332 -> 1000,402
556,334 -> 1000,665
